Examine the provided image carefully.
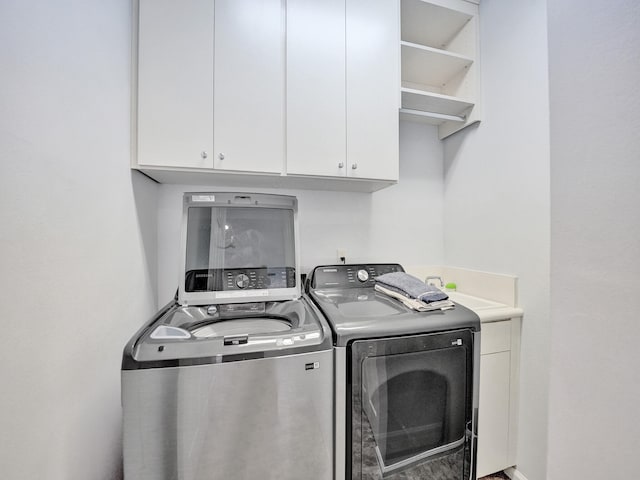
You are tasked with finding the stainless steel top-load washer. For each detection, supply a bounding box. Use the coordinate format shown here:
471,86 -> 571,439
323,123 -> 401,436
122,193 -> 334,480
307,264 -> 481,480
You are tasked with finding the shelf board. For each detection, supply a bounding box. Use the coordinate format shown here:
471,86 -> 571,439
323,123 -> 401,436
401,41 -> 473,88
399,108 -> 465,125
401,87 -> 473,117
401,0 -> 473,49
133,167 -> 396,193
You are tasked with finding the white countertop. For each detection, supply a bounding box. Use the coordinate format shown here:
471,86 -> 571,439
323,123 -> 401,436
447,291 -> 523,323
404,265 -> 523,322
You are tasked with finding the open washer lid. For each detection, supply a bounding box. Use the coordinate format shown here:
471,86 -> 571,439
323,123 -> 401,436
178,193 -> 301,306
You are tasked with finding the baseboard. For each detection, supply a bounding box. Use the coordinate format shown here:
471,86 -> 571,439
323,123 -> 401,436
504,467 -> 529,480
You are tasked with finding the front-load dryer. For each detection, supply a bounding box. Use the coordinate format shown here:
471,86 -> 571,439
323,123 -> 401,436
307,263 -> 481,480
122,193 -> 333,480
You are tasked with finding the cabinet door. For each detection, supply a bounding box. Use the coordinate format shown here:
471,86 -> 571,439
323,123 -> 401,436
286,0 -> 346,177
137,0 -> 214,168
213,0 -> 284,174
346,0 -> 399,181
477,351 -> 511,478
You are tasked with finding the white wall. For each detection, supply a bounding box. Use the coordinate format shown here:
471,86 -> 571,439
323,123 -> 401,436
156,121 -> 444,304
442,1 -> 551,479
0,2 -> 158,479
546,1 -> 640,478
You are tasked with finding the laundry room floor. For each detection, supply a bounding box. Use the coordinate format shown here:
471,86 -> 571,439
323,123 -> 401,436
479,472 -> 510,480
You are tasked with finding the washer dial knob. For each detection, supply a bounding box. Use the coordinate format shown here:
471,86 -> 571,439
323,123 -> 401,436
357,269 -> 369,282
235,273 -> 250,289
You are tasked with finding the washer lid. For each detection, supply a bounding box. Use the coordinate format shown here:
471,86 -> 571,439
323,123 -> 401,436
178,192 -> 301,306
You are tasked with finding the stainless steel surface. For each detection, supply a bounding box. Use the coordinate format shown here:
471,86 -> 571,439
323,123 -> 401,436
123,298 -> 332,365
122,296 -> 335,479
470,330 -> 481,480
122,350 -> 334,480
335,347 -> 347,480
309,286 -> 480,347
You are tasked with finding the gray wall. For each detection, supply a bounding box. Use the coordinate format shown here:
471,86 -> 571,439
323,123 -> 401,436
442,1 -> 551,479
0,2 -> 447,477
0,1 -> 158,479
547,1 -> 640,478
8,1 -> 639,479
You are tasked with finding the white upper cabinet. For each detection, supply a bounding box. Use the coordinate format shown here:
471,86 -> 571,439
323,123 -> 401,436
286,0 -> 399,182
346,0 -> 400,181
134,0 -> 400,190
136,0 -> 282,174
399,0 -> 481,139
286,0 -> 347,177
213,0 -> 284,174
137,0 -> 214,168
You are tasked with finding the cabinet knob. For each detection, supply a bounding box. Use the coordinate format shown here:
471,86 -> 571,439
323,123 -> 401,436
351,163 -> 358,170
338,162 -> 344,168
201,151 -> 208,159
218,153 -> 225,160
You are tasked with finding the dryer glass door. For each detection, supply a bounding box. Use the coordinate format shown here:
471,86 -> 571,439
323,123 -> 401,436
349,329 -> 474,480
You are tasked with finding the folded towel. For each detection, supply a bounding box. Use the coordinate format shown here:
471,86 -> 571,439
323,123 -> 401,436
374,284 -> 454,312
375,272 -> 449,303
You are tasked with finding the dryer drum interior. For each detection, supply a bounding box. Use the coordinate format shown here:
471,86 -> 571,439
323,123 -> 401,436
349,329 -> 474,479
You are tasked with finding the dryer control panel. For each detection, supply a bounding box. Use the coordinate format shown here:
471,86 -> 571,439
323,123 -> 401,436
309,264 -> 404,289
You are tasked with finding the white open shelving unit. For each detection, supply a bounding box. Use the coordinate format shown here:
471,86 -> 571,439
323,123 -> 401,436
400,0 -> 481,139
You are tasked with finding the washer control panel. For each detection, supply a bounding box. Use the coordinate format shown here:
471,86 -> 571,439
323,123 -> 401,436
224,269 -> 294,290
185,267 -> 296,292
310,264 -> 404,289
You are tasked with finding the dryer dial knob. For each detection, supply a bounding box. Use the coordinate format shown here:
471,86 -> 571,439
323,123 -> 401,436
235,273 -> 250,289
357,269 -> 369,282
